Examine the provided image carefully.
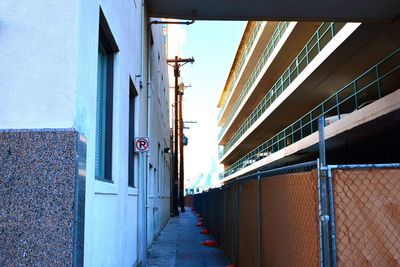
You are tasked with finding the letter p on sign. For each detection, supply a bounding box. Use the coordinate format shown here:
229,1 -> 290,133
135,137 -> 149,153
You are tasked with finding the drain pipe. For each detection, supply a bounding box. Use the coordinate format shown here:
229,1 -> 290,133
146,27 -> 152,256
140,0 -> 148,266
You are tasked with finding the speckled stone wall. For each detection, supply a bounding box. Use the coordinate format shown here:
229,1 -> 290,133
0,129 -> 86,266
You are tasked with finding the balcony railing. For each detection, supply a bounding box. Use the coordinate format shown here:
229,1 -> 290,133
220,48 -> 400,179
219,22 -> 346,158
218,21 -> 290,141
217,21 -> 263,121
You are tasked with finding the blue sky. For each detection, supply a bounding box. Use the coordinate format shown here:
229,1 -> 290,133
173,21 -> 246,184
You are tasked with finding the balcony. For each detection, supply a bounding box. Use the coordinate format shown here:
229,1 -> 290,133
221,48 -> 400,179
218,22 -> 323,145
217,21 -> 264,122
218,21 -> 290,140
219,22 -> 347,159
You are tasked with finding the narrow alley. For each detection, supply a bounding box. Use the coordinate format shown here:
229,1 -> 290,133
148,208 -> 227,267
1,1 -> 400,267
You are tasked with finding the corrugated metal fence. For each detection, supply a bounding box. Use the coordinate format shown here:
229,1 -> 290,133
193,162 -> 400,267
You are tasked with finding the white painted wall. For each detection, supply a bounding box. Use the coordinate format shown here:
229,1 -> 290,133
71,1 -> 145,265
76,2 -> 171,266
0,1 -> 171,266
0,1 -> 78,129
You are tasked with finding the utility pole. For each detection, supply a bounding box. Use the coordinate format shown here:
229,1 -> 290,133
178,85 -> 194,213
178,87 -> 185,212
167,56 -> 194,215
169,129 -> 174,215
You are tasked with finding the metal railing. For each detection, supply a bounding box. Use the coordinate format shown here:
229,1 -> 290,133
219,22 -> 346,158
218,21 -> 290,140
218,21 -> 263,121
221,48 -> 400,178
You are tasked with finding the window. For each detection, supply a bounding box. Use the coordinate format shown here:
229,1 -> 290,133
149,164 -> 154,197
128,79 -> 138,187
149,32 -> 154,82
157,143 -> 161,193
149,54 -> 153,83
95,10 -> 118,181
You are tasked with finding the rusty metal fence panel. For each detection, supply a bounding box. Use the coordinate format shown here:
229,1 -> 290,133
225,183 -> 238,264
238,179 -> 259,267
328,164 -> 400,267
261,170 -> 320,267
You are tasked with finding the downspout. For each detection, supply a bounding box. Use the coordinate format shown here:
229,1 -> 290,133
147,79 -> 153,245
140,0 -> 148,266
146,23 -> 152,250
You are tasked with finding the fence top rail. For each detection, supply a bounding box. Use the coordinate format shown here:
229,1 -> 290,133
328,163 -> 400,170
222,160 -> 318,186
257,160 -> 318,179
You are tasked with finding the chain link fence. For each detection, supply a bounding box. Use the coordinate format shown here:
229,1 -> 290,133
192,162 -> 400,266
329,165 -> 400,267
194,161 -> 319,266
238,179 -> 259,266
261,170 -> 320,267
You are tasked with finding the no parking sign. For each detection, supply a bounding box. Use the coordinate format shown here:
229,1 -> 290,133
134,137 -> 149,153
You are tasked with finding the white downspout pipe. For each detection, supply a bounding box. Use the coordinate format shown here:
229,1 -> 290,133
146,17 -> 153,251
140,0 -> 148,266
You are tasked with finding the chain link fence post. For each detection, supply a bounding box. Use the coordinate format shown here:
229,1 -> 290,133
318,116 -> 331,267
327,167 -> 337,267
257,171 -> 263,267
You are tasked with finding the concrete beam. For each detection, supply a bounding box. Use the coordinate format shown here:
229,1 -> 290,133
148,0 -> 400,22
221,88 -> 400,183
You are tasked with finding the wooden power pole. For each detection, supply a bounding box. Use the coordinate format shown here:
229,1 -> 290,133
167,56 -> 194,215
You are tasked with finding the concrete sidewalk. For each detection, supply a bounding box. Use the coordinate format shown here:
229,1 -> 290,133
147,208 -> 228,267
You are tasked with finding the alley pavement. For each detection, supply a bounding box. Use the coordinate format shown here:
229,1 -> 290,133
147,208 -> 228,267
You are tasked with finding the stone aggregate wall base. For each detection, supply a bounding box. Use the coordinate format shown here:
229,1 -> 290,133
0,129 -> 86,267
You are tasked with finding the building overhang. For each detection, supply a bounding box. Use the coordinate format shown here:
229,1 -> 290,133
148,0 -> 400,22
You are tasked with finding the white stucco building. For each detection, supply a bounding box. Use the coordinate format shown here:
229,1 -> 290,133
0,1 -> 171,266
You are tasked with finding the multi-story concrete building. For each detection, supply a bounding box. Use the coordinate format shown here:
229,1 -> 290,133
0,1 -> 171,266
218,20 -> 400,182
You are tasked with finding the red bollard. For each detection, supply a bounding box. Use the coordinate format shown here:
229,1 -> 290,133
202,240 -> 217,247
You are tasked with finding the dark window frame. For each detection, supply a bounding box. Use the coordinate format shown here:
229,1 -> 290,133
157,143 -> 161,193
128,78 -> 138,187
95,9 -> 119,182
